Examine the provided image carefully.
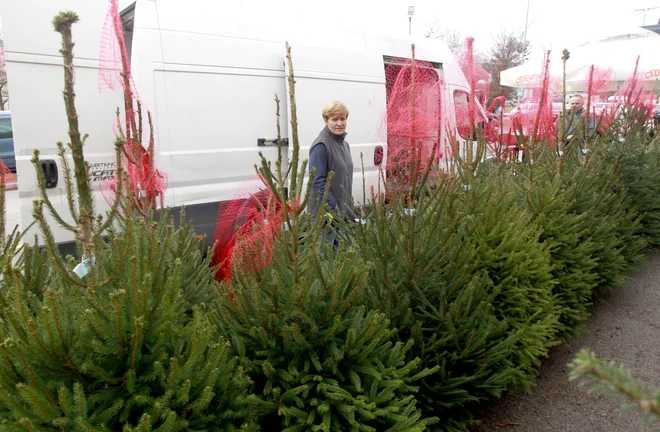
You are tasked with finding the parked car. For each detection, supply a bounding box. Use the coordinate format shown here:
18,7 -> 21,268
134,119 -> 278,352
0,111 -> 15,173
511,102 -> 563,120
594,102 -> 614,116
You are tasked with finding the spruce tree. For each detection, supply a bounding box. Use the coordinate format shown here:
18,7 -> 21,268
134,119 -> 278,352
462,167 -> 559,380
566,97 -> 660,432
0,12 -> 254,431
509,150 -> 599,341
561,139 -> 646,294
596,102 -> 660,246
570,349 -> 660,431
349,173 -> 520,432
211,43 -> 437,431
347,158 -> 560,432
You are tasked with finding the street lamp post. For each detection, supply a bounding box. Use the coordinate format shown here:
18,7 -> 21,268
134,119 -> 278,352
408,6 -> 414,36
635,7 -> 658,26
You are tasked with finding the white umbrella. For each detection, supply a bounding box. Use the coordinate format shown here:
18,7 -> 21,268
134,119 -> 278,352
501,31 -> 660,91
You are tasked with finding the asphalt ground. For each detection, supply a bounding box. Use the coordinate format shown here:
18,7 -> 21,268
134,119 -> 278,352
471,253 -> 660,432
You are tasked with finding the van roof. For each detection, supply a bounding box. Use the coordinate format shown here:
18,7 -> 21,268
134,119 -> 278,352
127,0 -> 456,64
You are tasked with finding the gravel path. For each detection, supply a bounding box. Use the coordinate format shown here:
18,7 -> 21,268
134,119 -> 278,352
470,253 -> 660,432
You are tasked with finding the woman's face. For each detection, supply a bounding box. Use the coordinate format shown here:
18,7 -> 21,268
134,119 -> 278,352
325,114 -> 347,135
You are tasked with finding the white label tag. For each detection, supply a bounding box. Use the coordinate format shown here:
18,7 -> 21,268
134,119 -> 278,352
73,255 -> 96,279
403,208 -> 416,216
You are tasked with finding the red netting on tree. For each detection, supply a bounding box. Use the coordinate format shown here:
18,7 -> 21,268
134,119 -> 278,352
454,37 -> 481,144
511,50 -> 557,146
98,0 -> 167,211
582,65 -> 614,131
600,57 -> 657,133
456,37 -> 492,107
0,44 -> 6,68
211,176 -> 300,282
0,159 -> 16,191
381,56 -> 445,192
483,95 -> 518,159
584,66 -> 613,105
455,37 -> 518,159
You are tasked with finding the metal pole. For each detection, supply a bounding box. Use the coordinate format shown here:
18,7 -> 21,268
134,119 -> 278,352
409,16 -> 412,35
635,7 -> 658,26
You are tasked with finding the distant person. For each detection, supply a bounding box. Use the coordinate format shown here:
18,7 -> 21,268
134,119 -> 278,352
558,94 -> 596,140
307,101 -> 355,228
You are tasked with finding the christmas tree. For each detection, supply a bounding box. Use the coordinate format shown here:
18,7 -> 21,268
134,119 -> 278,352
0,12 -> 254,431
570,349 -> 660,430
211,43 -> 438,431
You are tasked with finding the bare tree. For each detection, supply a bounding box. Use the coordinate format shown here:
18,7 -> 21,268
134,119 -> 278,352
424,21 -> 462,55
0,40 -> 8,111
483,30 -> 530,101
0,70 -> 8,111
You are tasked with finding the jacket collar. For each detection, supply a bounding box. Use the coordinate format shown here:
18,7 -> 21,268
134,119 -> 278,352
324,125 -> 347,142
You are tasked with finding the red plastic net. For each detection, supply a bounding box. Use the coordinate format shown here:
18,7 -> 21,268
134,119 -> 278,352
211,177 -> 300,282
484,95 -> 518,159
454,38 -> 481,146
382,55 -> 445,191
582,66 -> 614,131
599,57 -> 656,133
0,159 -> 16,191
584,66 -> 613,103
510,51 -> 557,146
456,37 -> 491,108
454,37 -> 518,158
98,0 -> 167,210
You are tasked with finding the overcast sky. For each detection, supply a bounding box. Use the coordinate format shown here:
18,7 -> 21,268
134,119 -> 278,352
119,0 -> 659,56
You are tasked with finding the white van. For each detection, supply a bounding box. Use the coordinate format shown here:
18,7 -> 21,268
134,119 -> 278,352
1,0 -> 478,252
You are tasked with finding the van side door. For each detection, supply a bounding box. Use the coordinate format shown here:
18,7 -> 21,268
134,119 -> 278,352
0,0 -> 125,245
283,43 -> 387,208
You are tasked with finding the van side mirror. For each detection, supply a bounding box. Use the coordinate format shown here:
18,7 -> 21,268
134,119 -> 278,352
40,159 -> 58,188
374,146 -> 384,166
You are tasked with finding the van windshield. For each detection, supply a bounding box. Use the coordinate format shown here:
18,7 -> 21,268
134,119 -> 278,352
0,118 -> 12,139
120,2 -> 136,61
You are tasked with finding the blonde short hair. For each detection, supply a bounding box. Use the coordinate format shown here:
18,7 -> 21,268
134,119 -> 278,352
322,101 -> 349,120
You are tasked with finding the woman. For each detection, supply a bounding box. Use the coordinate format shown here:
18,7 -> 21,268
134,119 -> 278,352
307,101 -> 354,225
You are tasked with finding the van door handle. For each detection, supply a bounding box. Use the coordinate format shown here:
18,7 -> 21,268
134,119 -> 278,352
40,159 -> 58,188
257,138 -> 289,147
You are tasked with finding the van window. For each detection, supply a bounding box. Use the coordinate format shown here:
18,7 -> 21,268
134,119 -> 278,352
120,3 -> 136,62
383,56 -> 443,103
384,58 -> 443,166
383,56 -> 443,71
454,90 -> 471,140
0,118 -> 12,140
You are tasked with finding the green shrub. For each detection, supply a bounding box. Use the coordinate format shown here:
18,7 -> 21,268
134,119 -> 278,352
510,161 -> 599,341
601,134 -> 660,245
0,13 -> 253,430
563,145 -> 646,293
213,235 -> 438,431
0,213 -> 255,431
349,169 -> 558,431
459,170 -> 558,382
570,349 -> 660,430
